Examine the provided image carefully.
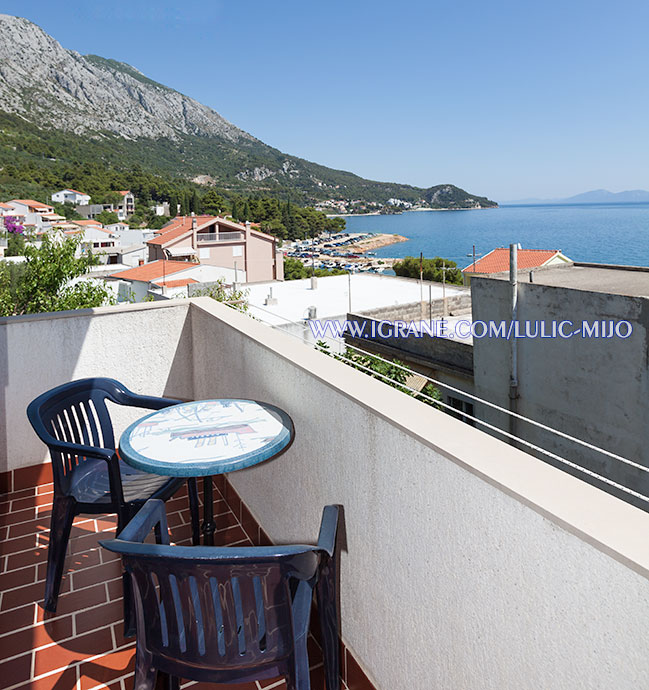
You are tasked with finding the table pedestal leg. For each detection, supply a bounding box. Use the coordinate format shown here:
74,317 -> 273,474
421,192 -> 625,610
202,476 -> 216,546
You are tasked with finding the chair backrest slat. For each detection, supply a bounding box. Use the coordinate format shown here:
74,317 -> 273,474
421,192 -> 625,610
123,554 -> 312,673
27,379 -> 126,492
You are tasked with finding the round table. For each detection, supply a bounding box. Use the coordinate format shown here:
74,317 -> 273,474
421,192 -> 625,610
119,399 -> 294,545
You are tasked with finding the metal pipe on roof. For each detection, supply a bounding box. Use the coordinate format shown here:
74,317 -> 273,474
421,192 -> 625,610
509,243 -> 519,446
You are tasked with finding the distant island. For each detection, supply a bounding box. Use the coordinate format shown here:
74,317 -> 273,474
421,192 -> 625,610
502,189 -> 649,205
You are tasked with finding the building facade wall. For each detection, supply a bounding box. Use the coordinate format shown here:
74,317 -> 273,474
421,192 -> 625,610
471,276 -> 649,506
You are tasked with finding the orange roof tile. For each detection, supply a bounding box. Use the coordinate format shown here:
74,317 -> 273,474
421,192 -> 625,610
109,260 -> 193,282
147,215 -> 222,246
463,248 -> 562,274
73,219 -> 103,227
9,199 -> 53,210
152,278 -> 199,288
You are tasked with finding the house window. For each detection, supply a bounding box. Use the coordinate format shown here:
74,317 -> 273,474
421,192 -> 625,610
447,396 -> 475,427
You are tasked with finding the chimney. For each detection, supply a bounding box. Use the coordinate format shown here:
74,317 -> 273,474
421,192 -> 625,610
192,216 -> 198,252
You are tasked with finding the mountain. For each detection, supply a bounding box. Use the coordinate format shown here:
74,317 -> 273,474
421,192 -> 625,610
561,189 -> 649,204
0,14 -> 496,209
502,189 -> 649,205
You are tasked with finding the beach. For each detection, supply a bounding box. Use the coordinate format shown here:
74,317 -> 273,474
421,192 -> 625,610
347,233 -> 408,253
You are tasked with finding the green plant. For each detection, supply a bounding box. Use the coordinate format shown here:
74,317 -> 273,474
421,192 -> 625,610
393,256 -> 463,285
0,234 -> 114,316
315,341 -> 442,408
192,279 -> 250,312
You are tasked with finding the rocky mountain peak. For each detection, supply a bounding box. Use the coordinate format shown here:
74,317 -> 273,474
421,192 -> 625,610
0,14 -> 252,142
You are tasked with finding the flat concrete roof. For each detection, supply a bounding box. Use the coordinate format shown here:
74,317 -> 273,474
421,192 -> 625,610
247,274 -> 465,326
486,263 -> 649,298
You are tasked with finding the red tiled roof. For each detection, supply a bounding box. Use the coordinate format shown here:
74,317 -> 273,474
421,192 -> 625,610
67,189 -> 86,195
9,199 -> 53,210
147,215 -> 222,246
153,278 -> 199,287
73,219 -> 103,227
463,248 -> 562,274
109,260 -> 193,282
114,190 -> 131,196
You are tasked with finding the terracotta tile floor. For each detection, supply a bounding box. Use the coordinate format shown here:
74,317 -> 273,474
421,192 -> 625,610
0,481 -> 341,690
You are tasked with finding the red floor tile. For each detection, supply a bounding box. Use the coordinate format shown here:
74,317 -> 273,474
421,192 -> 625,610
78,646 -> 135,689
76,601 -> 124,636
33,626 -> 114,676
13,665 -> 78,689
0,654 -> 34,687
0,614 -> 74,659
0,475 -> 354,690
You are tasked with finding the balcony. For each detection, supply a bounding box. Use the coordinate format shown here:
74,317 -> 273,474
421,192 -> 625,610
2,299 -> 649,689
197,232 -> 245,243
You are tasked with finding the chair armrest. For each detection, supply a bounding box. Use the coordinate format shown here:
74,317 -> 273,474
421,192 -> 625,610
317,505 -> 340,558
115,499 -> 170,545
112,384 -> 182,412
44,439 -> 115,463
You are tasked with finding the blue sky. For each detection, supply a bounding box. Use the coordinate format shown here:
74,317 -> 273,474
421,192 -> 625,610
5,0 -> 649,200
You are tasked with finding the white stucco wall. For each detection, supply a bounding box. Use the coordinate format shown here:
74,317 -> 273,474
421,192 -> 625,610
190,298 -> 649,690
0,301 -> 193,472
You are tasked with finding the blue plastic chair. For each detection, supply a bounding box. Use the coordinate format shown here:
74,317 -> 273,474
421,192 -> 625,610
101,499 -> 340,690
27,378 -> 201,614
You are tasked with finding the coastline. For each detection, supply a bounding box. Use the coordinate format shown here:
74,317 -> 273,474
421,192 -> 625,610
327,206 -> 497,218
347,233 -> 408,253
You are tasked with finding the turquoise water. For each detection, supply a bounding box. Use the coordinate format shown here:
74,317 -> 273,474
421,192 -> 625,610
343,203 -> 649,268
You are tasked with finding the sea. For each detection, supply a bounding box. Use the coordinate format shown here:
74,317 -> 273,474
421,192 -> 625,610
342,203 -> 649,268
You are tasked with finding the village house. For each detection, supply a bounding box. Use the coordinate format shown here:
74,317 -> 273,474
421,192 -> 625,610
108,258 -> 243,301
3,199 -> 55,231
147,215 -> 284,283
113,190 -> 135,219
51,188 -> 91,205
462,247 -> 572,285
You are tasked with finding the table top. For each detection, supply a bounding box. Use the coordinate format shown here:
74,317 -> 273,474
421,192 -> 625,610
119,399 -> 294,477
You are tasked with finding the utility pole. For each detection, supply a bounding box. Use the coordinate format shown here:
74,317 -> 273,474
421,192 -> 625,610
348,271 -> 352,313
310,229 -> 317,290
442,260 -> 447,316
419,252 -> 424,318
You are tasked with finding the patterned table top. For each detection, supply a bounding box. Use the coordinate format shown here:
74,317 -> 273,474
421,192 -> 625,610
119,399 -> 294,477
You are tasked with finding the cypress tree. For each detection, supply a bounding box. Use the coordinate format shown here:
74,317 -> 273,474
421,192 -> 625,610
168,193 -> 178,217
191,190 -> 201,214
241,200 -> 251,221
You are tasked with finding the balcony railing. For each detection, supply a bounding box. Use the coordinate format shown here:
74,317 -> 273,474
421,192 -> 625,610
197,231 -> 245,243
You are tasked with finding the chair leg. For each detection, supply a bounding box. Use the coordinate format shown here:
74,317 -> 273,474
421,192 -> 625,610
163,674 -> 180,690
287,646 -> 311,690
119,505 -> 137,637
187,478 -> 200,546
43,496 -> 75,612
133,648 -> 156,690
316,557 -> 341,690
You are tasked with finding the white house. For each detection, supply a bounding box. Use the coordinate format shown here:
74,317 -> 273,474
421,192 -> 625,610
4,200 -> 55,231
108,259 -> 245,301
6,199 -> 54,216
105,222 -> 130,233
113,191 -> 135,220
52,189 -> 91,205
